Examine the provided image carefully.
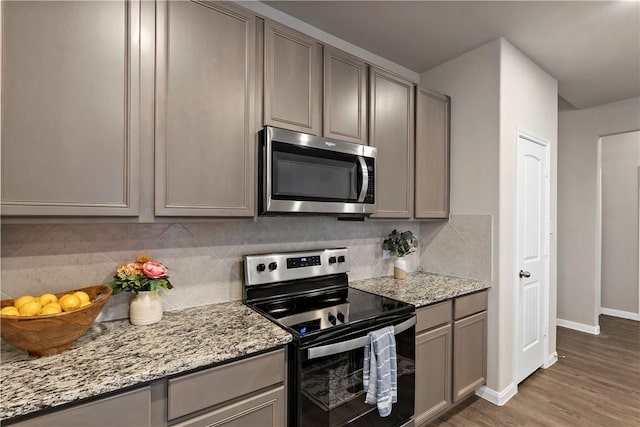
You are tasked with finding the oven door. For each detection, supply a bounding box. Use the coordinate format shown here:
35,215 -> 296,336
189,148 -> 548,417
260,126 -> 376,215
291,315 -> 416,427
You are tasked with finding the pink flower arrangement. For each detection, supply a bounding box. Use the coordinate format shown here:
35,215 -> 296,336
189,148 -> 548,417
107,254 -> 174,295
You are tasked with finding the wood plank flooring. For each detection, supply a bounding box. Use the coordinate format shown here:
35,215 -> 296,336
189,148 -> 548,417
429,315 -> 640,426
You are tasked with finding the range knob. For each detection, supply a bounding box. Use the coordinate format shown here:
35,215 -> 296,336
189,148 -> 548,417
337,255 -> 345,263
256,263 -> 266,272
327,314 -> 337,325
268,262 -> 278,271
329,256 -> 337,264
337,312 -> 345,323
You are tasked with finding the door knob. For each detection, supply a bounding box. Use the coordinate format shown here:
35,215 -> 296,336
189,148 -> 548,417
519,270 -> 531,278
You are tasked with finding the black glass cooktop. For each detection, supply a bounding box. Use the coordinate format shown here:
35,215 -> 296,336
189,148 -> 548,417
251,286 -> 414,345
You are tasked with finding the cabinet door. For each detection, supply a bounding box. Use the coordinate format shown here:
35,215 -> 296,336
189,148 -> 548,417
369,67 -> 414,218
415,323 -> 452,425
453,310 -> 487,402
264,20 -> 320,135
173,386 -> 285,427
323,46 -> 367,144
1,0 -> 140,216
415,87 -> 450,219
9,387 -> 151,427
155,0 -> 255,216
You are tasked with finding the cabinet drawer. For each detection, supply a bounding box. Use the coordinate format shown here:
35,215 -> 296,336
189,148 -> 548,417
9,387 -> 151,427
168,349 -> 285,420
454,290 -> 488,320
173,386 -> 285,427
416,300 -> 451,333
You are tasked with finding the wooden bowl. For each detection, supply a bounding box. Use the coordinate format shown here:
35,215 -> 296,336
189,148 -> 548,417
0,285 -> 112,357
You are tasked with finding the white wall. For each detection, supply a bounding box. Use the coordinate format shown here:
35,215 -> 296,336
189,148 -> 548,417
601,131 -> 640,315
421,38 -> 558,397
558,97 -> 640,328
420,39 -> 502,392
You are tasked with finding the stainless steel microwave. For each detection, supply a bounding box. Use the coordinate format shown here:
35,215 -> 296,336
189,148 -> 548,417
258,126 -> 376,215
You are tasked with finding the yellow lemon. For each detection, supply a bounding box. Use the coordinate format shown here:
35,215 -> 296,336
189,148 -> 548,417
1,306 -> 20,316
39,303 -> 62,315
59,294 -> 81,312
73,291 -> 90,305
19,300 -> 42,316
39,293 -> 58,306
80,300 -> 92,308
14,295 -> 35,310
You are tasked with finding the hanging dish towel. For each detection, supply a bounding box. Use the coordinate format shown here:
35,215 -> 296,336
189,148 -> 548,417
363,325 -> 397,417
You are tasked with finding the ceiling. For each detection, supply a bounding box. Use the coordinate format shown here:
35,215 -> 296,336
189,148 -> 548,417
264,1 -> 640,110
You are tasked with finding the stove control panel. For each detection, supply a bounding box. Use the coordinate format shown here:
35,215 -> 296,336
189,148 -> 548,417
244,248 -> 350,286
287,255 -> 321,269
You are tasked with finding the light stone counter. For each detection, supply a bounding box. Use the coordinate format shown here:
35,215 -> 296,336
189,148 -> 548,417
350,271 -> 491,307
0,301 -> 291,422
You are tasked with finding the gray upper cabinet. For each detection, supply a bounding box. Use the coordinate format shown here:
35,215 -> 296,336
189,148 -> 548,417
415,87 -> 450,219
264,20 -> 321,135
155,0 -> 256,216
323,46 -> 367,144
1,0 -> 140,216
369,67 -> 414,218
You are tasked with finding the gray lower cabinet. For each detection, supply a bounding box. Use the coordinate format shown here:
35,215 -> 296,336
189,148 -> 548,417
415,87 -> 450,219
154,0 -> 256,216
453,291 -> 488,402
6,349 -> 286,427
323,46 -> 368,144
369,67 -> 415,218
8,387 -> 152,427
415,291 -> 488,426
264,20 -> 321,135
167,349 -> 286,424
1,0 -> 140,216
414,301 -> 452,425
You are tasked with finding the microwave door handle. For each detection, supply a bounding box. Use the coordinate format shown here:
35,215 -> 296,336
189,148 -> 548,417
357,156 -> 368,202
307,316 -> 416,360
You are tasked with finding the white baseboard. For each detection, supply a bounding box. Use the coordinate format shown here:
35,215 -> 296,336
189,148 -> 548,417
475,383 -> 517,406
543,351 -> 558,368
556,318 -> 601,335
600,307 -> 640,321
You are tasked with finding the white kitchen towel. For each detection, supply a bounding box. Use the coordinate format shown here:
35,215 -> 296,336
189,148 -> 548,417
362,325 -> 397,417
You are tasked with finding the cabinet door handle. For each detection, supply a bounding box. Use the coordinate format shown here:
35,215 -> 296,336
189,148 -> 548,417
519,270 -> 531,278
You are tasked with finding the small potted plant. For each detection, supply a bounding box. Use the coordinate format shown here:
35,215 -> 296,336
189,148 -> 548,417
107,254 -> 173,326
382,230 -> 418,279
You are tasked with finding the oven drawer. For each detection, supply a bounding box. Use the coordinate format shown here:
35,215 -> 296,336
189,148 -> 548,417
168,349 -> 285,420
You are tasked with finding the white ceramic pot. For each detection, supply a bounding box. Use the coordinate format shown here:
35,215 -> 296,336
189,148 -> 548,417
394,257 -> 407,279
129,291 -> 163,326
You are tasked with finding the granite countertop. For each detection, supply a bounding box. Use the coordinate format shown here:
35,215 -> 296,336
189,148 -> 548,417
350,271 -> 491,307
0,301 -> 292,422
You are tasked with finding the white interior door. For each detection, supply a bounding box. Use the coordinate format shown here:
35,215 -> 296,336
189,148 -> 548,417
515,133 -> 548,384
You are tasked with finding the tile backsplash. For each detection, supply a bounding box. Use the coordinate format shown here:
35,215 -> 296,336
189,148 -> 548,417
1,215 -> 491,321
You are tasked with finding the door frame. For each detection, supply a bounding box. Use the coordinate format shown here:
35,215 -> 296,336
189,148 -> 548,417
513,128 -> 551,384
596,131 -> 640,322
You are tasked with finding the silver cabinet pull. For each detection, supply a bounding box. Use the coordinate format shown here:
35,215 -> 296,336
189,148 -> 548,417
519,270 -> 531,278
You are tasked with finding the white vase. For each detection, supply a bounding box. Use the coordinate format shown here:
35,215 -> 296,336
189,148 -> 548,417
394,257 -> 408,279
129,291 -> 163,326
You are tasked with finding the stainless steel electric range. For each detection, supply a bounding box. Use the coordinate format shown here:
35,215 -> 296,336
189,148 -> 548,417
244,248 -> 416,427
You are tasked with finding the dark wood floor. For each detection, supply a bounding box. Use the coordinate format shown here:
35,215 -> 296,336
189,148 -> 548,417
430,315 -> 640,426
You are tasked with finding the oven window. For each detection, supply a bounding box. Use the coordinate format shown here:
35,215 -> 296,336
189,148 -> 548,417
272,144 -> 358,202
298,327 -> 415,427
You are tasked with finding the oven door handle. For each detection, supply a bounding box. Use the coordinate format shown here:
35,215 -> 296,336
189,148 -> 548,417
307,315 -> 416,360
